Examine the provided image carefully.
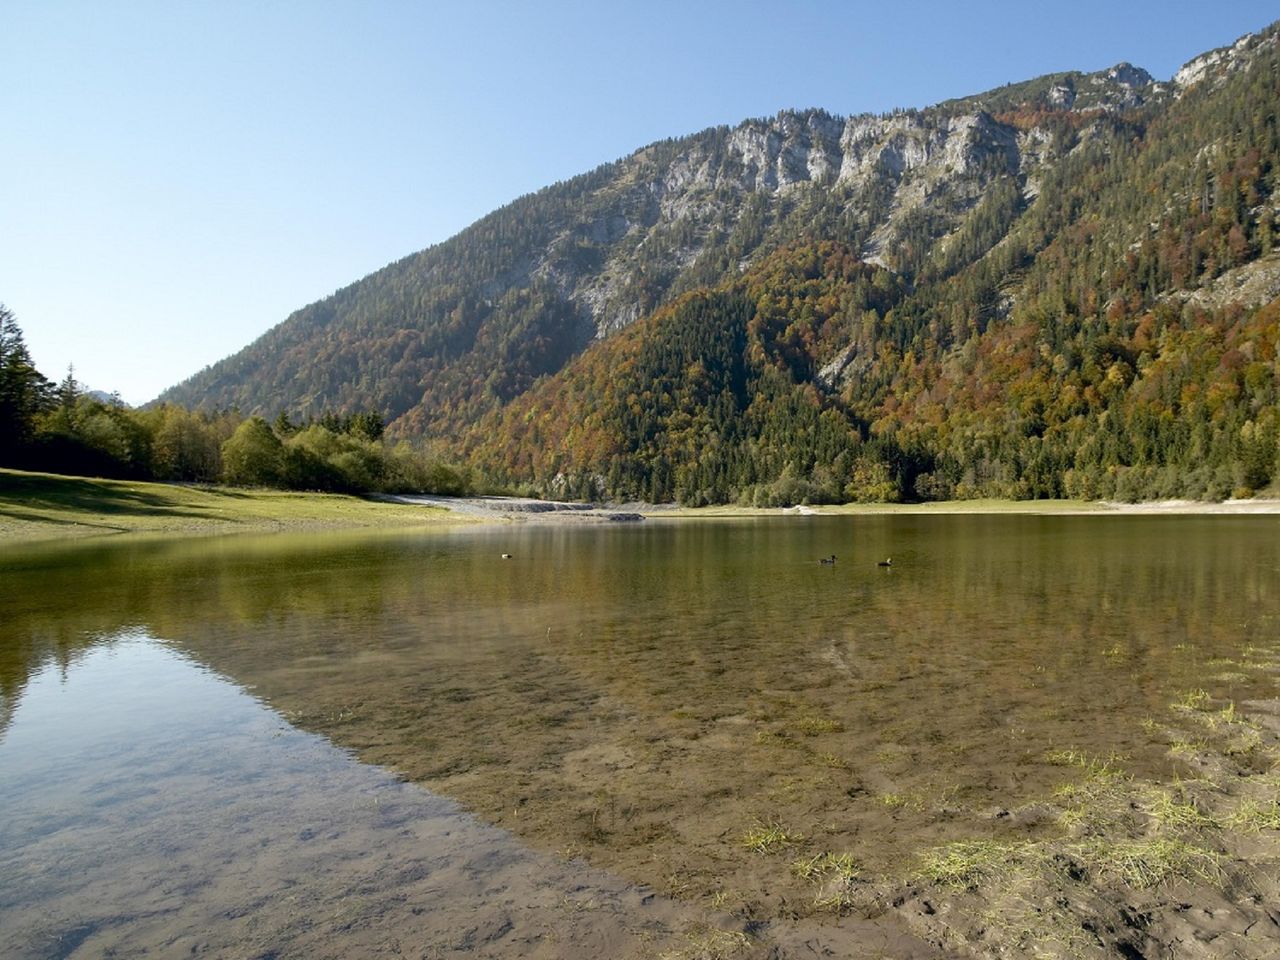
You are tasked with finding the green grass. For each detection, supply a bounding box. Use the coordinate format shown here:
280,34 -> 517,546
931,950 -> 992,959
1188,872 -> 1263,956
1227,797 -> 1280,832
919,840 -> 1033,888
790,716 -> 844,736
740,821 -> 802,854
1078,837 -> 1224,889
1173,688 -> 1214,711
877,791 -> 926,812
1143,788 -> 1217,831
792,851 -> 861,911
0,468 -> 466,543
659,926 -> 751,960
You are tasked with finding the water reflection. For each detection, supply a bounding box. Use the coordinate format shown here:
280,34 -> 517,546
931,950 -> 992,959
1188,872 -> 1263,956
2,516 -> 1278,924
0,634 -> 703,959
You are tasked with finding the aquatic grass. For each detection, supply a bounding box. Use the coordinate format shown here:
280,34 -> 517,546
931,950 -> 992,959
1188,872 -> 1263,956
1142,787 -> 1217,831
1044,749 -> 1126,775
1047,749 -> 1129,827
1045,748 -> 1090,766
769,774 -> 831,802
707,888 -> 735,909
1224,727 -> 1264,760
1057,788 -> 1131,833
663,868 -> 699,898
1214,671 -> 1252,683
792,851 -> 862,912
979,896 -> 1098,960
1226,797 -> 1280,832
813,855 -> 861,911
1174,688 -> 1213,711
815,752 -> 849,769
900,696 -> 1273,951
753,729 -> 791,747
919,840 -> 1033,888
740,821 -> 802,854
1201,700 -> 1242,729
974,853 -> 1117,960
1076,837 -> 1224,889
791,850 -> 858,882
1054,759 -> 1134,833
878,791 -> 926,812
791,716 -> 844,736
660,926 -> 751,960
1169,737 -> 1209,759
1205,657 -> 1244,668
790,852 -> 828,882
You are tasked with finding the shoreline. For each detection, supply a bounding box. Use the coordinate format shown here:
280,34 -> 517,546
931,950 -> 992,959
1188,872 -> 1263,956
391,492 -> 1280,522
4,470 -> 1279,547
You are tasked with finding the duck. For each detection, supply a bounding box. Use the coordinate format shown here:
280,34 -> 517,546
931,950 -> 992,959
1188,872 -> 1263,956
819,554 -> 837,564
877,557 -> 892,567
501,553 -> 513,559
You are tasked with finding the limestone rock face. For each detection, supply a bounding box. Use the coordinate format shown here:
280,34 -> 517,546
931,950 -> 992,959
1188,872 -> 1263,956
1175,29 -> 1275,91
534,51 -> 1177,341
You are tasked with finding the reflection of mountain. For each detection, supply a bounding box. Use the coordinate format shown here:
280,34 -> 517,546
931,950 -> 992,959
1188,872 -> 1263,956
2,521 -> 1278,909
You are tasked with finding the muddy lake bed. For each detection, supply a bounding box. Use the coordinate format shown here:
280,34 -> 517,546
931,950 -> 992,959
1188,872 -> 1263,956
2,516 -> 1279,959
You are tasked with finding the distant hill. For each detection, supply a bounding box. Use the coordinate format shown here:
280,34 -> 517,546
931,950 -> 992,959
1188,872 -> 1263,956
160,21 -> 1280,503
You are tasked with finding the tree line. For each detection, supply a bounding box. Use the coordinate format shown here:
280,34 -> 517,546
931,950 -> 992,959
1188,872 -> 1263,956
0,305 -> 472,495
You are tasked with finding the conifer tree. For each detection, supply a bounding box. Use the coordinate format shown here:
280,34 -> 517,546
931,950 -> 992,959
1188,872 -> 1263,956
0,305 -> 52,459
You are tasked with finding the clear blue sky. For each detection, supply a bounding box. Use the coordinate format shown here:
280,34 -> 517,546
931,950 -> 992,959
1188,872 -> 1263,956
3,1 -> 1277,404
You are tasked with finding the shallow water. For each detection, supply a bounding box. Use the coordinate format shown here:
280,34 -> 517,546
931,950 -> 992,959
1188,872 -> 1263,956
2,515 -> 1279,955
0,633 -> 709,959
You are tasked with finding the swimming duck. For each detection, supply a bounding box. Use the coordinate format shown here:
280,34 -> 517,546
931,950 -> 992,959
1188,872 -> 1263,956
819,554 -> 837,564
501,553 -> 512,559
877,557 -> 892,567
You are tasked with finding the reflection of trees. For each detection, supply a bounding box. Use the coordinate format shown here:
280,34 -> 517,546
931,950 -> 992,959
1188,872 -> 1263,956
0,687 -> 16,742
0,620 -> 104,743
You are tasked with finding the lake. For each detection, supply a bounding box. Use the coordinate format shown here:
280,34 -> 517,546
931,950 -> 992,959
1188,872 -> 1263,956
2,515 -> 1278,958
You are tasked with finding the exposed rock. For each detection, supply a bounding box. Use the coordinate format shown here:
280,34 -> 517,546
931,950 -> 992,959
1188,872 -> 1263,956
1163,251 -> 1280,312
1175,23 -> 1278,92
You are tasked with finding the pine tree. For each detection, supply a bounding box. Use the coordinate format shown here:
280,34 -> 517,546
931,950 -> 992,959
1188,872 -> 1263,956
0,305 -> 52,459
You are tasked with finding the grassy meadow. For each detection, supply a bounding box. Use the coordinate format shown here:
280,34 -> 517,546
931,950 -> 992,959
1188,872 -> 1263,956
0,469 -> 465,543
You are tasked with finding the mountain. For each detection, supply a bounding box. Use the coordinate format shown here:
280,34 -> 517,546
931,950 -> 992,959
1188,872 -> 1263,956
160,22 -> 1280,503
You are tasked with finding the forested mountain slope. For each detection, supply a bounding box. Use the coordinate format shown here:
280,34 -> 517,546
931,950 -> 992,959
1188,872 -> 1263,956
163,22 -> 1280,502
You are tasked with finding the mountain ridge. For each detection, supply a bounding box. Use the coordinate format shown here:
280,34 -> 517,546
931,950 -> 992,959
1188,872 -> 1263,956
158,19 -> 1280,503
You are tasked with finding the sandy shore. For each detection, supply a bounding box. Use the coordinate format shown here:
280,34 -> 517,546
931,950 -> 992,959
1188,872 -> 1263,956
389,493 -> 1280,523
382,493 -> 647,523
